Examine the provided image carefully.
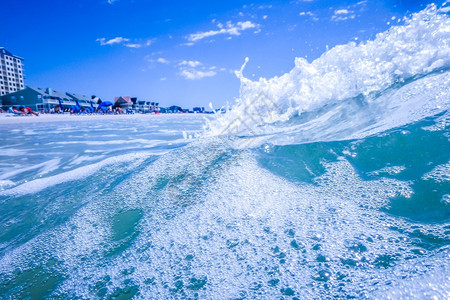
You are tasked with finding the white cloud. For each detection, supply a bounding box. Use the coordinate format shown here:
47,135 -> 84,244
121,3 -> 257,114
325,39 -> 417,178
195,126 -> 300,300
239,21 -> 257,30
335,9 -> 350,15
157,58 -> 170,64
331,8 -> 355,22
160,77 -> 167,81
299,11 -> 319,21
97,37 -> 154,48
179,69 -> 216,80
330,1 -> 366,22
179,60 -> 201,67
187,21 -> 259,43
96,37 -> 130,46
125,43 -> 142,48
144,57 -> 171,69
177,60 -> 223,80
107,0 -> 119,4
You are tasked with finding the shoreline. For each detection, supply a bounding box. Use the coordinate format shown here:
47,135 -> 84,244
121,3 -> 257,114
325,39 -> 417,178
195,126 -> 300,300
0,112 -> 211,124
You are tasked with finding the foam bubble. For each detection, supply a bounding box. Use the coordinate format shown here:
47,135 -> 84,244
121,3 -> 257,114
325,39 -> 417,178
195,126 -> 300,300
0,180 -> 15,190
422,162 -> 450,182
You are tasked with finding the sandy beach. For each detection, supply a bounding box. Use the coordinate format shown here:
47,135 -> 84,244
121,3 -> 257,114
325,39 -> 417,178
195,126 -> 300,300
0,112 -> 207,125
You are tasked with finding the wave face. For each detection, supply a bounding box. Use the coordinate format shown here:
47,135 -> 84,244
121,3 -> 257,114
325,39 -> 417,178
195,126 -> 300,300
0,4 -> 449,300
206,4 -> 450,145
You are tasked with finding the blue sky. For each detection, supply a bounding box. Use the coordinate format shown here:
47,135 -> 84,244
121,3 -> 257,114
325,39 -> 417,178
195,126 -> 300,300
0,0 -> 437,108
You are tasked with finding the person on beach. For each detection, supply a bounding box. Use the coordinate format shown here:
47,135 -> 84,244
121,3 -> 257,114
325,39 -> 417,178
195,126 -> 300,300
25,107 -> 39,116
18,106 -> 28,115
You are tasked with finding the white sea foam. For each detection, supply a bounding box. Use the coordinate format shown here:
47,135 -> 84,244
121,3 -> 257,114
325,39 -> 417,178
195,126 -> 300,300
0,158 -> 61,180
67,155 -> 105,166
48,139 -> 168,146
367,165 -> 406,176
373,249 -> 450,299
37,158 -> 61,176
206,4 -> 450,143
1,139 -> 447,298
0,180 -> 15,189
84,150 -> 105,153
422,162 -> 450,182
0,152 -> 151,197
0,113 -> 158,124
0,148 -> 28,156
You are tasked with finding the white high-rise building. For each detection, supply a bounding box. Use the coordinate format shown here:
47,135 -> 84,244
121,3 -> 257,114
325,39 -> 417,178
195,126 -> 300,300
0,47 -> 25,95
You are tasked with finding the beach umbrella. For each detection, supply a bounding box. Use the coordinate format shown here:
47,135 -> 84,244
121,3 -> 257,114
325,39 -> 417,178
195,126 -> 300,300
98,101 -> 113,107
74,100 -> 82,113
58,99 -> 63,111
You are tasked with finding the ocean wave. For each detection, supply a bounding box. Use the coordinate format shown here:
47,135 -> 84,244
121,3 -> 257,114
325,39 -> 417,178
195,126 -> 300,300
206,4 -> 450,145
0,4 -> 449,299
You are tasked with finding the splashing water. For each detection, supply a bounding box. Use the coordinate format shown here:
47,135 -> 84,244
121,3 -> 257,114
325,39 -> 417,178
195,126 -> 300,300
206,4 -> 450,145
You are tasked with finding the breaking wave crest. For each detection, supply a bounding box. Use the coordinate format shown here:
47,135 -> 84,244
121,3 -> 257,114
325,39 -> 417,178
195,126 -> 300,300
206,3 -> 450,145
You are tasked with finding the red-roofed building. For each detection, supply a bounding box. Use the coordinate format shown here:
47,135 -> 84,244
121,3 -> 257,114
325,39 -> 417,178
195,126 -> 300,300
114,96 -> 132,109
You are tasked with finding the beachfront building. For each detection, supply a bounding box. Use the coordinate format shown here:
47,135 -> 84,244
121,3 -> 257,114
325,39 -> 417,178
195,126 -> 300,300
166,105 -> 184,113
113,96 -> 160,113
134,99 -> 151,113
0,47 -> 25,96
0,86 -> 97,112
114,96 -> 133,110
193,107 -> 205,113
133,99 -> 159,113
0,86 -> 50,110
67,92 -> 97,110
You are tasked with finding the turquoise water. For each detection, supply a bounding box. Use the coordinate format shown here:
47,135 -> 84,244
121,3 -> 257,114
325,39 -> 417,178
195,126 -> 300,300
1,5 -> 450,299
1,113 -> 449,299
